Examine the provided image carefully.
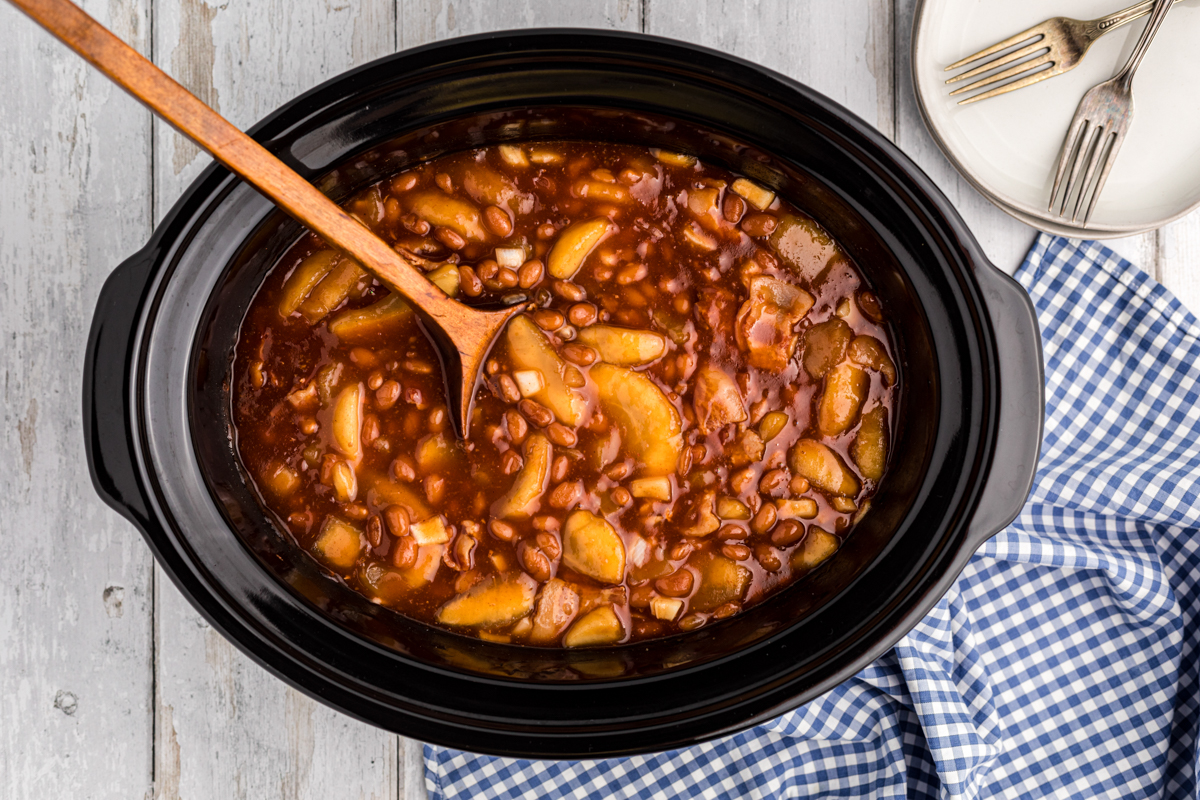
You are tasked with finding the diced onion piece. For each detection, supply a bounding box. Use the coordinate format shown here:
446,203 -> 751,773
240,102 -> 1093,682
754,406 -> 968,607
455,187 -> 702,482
630,476 -> 672,501
331,384 -> 363,461
716,496 -> 751,520
651,149 -> 696,167
731,177 -> 776,211
495,246 -> 527,268
627,535 -> 652,568
498,145 -> 530,168
562,510 -> 627,585
792,528 -> 839,571
285,382 -> 319,411
314,517 -> 363,570
769,213 -> 841,281
547,217 -> 612,279
650,596 -> 684,622
411,515 -> 451,546
426,263 -> 460,296
776,498 -> 818,520
331,460 -> 358,503
563,605 -> 624,647
513,369 -> 545,397
436,573 -> 537,628
511,616 -> 533,637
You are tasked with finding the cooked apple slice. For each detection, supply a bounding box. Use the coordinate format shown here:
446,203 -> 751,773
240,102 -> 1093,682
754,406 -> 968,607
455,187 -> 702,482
563,605 -> 624,647
406,190 -> 488,242
853,406 -> 888,481
505,316 -> 587,425
792,527 -> 839,571
367,475 -> 433,521
260,460 -> 300,498
460,163 -> 534,215
358,544 -> 444,603
817,363 -> 868,436
298,258 -> 368,323
279,249 -> 339,317
329,294 -> 412,344
331,384 -> 363,461
575,325 -> 667,366
415,433 -> 459,472
650,596 -> 684,622
547,217 -> 613,279
734,276 -> 815,372
436,573 -> 537,628
562,510 -> 626,585
591,363 -> 683,476
802,318 -> 854,379
492,434 -> 553,520
426,264 -> 461,297
529,578 -> 581,644
788,439 -> 860,497
690,554 -> 751,612
692,364 -> 747,435
847,335 -> 897,385
768,213 -> 842,282
313,517 -> 364,571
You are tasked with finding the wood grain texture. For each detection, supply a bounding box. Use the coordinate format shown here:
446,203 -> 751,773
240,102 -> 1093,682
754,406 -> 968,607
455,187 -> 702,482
150,1 -> 404,799
1161,215 -> 1200,312
398,0 -> 641,47
0,0 -> 155,797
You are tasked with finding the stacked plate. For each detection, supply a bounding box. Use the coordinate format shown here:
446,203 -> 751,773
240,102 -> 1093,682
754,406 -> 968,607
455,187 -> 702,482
912,0 -> 1200,238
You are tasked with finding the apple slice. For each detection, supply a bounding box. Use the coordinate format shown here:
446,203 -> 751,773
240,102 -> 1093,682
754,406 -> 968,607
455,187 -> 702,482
492,434 -> 553,520
563,605 -> 624,647
547,217 -> 612,279
575,325 -> 667,366
562,510 -> 626,585
279,249 -> 339,317
331,384 -> 363,461
816,363 -> 868,436
406,190 -> 488,242
313,517 -> 363,571
853,406 -> 888,481
788,439 -> 860,497
529,578 -> 581,644
690,554 -> 751,612
591,363 -> 683,476
504,316 -> 587,426
436,573 -> 537,628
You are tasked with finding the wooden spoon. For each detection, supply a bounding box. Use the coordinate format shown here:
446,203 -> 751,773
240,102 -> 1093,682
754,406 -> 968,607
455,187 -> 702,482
11,0 -> 523,438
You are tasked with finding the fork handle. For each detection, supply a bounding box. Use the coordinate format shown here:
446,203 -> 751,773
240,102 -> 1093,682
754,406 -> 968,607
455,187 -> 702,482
1114,0 -> 1177,87
1093,0 -> 1181,34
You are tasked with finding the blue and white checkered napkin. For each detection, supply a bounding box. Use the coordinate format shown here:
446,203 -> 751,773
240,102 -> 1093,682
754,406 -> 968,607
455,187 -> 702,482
425,234 -> 1200,800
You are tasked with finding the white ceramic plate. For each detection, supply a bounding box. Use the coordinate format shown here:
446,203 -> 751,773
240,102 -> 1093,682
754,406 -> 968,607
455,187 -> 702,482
913,0 -> 1200,236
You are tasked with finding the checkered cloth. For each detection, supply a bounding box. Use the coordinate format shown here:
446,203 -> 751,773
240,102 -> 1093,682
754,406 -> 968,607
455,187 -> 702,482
425,234 -> 1200,800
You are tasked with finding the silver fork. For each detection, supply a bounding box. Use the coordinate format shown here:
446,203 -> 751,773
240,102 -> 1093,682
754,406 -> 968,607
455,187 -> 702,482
944,0 -> 1183,105
1049,0 -> 1177,223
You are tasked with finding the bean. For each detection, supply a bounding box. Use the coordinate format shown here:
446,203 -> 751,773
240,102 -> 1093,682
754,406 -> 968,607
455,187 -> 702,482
502,449 -> 524,475
362,414 -> 380,444
551,280 -> 586,302
676,446 -> 694,478
759,469 -> 789,495
401,213 -> 430,235
655,568 -> 694,598
722,193 -> 746,223
384,504 -> 410,538
287,511 -> 312,529
730,467 -> 757,495
751,503 -> 777,535
459,265 -> 483,297
489,519 -> 517,542
299,417 -> 319,434
548,481 -> 583,510
673,294 -> 692,314
367,370 -> 385,391
719,522 -> 748,540
477,260 -> 499,281
391,173 -> 418,193
518,398 -> 554,427
678,613 -> 706,631
563,365 -> 586,388
741,213 -> 777,237
532,308 -> 565,330
669,541 -> 694,561
712,601 -> 741,620
536,531 -> 561,560
449,533 -> 477,571
376,380 -> 401,410
366,516 -> 383,547
504,410 -> 528,444
434,226 -> 466,250
404,386 -> 426,409
858,291 -> 885,323
532,515 -> 560,533
518,259 -> 545,289
496,267 -> 519,289
391,534 -> 418,569
789,476 -> 811,495
630,582 -> 655,609
689,443 -> 707,466
616,263 -> 648,285
551,454 -> 570,483
561,344 -> 597,366
519,542 -> 552,582
392,456 -> 417,483
424,474 -> 445,505
755,544 -> 782,572
610,486 -> 632,507
497,374 -> 521,403
770,519 -> 805,547
606,462 -> 631,481
568,303 -> 598,327
435,172 -> 453,193
483,205 -> 513,237
428,406 -> 448,432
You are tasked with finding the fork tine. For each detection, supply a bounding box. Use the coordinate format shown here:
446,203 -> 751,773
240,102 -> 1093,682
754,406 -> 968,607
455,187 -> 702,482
949,53 -> 1054,97
945,40 -> 1051,85
957,65 -> 1064,105
1060,124 -> 1100,217
1072,125 -> 1112,222
945,26 -> 1047,71
1082,130 -> 1126,224
1049,116 -> 1087,214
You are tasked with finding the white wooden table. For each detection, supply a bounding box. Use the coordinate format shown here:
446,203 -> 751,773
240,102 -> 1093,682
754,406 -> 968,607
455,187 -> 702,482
2,1 -> 1197,797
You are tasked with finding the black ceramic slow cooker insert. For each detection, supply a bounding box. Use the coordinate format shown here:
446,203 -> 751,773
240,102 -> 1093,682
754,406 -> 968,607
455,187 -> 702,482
83,30 -> 1043,758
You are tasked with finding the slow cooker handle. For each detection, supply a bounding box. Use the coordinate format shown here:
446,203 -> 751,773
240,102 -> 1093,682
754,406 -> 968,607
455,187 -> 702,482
83,246 -> 156,531
965,262 -> 1045,548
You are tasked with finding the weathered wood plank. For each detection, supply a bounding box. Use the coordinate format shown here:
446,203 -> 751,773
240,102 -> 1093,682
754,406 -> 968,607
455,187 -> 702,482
0,1 -> 155,797
398,0 -> 641,47
645,0 -> 893,137
151,1 -> 401,798
1160,214 -> 1200,312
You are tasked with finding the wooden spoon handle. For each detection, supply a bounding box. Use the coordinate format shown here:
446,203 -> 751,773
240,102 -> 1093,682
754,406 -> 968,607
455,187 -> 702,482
10,0 -> 463,327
